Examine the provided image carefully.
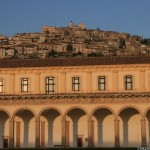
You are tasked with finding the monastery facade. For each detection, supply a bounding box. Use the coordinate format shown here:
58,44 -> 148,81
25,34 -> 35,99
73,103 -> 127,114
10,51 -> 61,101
0,56 -> 150,148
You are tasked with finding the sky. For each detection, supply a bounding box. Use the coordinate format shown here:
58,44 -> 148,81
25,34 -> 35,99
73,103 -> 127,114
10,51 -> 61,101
0,0 -> 150,38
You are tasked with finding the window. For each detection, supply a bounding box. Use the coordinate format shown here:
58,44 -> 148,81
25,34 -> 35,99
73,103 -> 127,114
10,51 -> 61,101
72,77 -> 80,91
0,79 -> 4,93
21,78 -> 29,92
125,75 -> 133,90
45,77 -> 55,94
98,76 -> 106,90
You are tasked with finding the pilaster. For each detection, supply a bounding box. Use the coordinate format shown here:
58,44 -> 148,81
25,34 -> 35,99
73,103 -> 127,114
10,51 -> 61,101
60,72 -> 66,93
86,71 -> 92,93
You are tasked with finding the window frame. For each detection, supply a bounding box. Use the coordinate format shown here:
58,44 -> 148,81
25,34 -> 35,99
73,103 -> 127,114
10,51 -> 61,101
98,76 -> 106,91
72,77 -> 80,91
0,79 -> 4,93
21,78 -> 29,92
45,77 -> 55,94
125,75 -> 133,90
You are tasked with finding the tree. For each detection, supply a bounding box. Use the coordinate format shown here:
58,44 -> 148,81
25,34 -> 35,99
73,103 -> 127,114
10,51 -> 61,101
66,44 -> 73,53
46,49 -> 58,58
87,52 -> 104,57
141,38 -> 148,45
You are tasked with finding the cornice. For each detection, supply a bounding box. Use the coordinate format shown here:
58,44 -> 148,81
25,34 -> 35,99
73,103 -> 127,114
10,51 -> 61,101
0,63 -> 150,72
0,92 -> 150,100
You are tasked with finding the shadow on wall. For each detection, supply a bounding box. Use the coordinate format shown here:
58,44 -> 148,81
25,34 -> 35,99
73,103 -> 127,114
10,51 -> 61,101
0,111 -> 9,148
93,108 -> 114,147
119,108 -> 141,147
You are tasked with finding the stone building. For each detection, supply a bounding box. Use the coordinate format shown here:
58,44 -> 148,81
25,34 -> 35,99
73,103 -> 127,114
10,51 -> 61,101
42,26 -> 57,35
0,56 -> 150,148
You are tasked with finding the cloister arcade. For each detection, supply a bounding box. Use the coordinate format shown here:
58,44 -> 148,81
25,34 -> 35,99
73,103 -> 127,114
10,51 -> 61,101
0,105 -> 149,148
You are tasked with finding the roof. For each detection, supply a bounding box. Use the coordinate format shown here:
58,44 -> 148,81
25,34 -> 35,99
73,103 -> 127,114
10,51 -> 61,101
0,56 -> 150,68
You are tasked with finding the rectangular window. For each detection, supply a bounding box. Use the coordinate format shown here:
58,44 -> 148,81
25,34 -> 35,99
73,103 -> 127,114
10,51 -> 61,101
46,77 -> 55,94
0,79 -> 4,93
21,78 -> 29,92
125,75 -> 133,90
72,77 -> 80,91
98,76 -> 106,90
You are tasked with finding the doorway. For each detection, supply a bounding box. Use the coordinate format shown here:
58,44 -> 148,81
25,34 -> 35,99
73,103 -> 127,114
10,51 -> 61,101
3,137 -> 9,148
77,137 -> 82,147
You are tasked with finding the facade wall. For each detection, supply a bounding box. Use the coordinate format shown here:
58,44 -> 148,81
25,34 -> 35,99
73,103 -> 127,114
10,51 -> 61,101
0,64 -> 150,94
0,63 -> 150,148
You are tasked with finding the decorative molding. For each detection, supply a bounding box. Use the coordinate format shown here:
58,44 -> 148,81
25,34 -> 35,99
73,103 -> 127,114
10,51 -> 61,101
1,64 -> 150,72
0,93 -> 150,105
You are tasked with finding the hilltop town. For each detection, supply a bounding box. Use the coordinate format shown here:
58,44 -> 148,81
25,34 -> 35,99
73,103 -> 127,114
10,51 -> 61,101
0,21 -> 150,59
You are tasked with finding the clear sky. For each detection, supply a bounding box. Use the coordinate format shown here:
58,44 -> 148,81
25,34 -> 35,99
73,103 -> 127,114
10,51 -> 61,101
0,0 -> 150,38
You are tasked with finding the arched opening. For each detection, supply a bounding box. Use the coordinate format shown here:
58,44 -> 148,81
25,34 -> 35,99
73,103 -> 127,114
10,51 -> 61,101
13,109 -> 35,148
118,107 -> 141,147
39,108 -> 62,147
146,109 -> 150,146
92,108 -> 115,147
65,108 -> 88,147
0,110 -> 10,148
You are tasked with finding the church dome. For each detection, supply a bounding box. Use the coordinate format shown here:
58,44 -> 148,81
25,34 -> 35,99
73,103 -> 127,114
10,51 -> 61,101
77,22 -> 86,29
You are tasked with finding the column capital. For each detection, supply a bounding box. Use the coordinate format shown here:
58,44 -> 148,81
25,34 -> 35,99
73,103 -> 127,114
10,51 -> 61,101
35,116 -> 40,122
114,119 -> 120,122
88,115 -> 92,121
140,118 -> 146,122
61,116 -> 66,122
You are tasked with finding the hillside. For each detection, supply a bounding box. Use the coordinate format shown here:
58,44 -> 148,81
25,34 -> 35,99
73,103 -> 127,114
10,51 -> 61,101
0,22 -> 150,59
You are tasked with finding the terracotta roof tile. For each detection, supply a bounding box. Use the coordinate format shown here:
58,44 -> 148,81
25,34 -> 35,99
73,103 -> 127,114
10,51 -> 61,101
0,56 -> 150,68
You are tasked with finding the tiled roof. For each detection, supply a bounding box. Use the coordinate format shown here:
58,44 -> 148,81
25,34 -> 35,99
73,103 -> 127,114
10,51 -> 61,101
0,56 -> 150,68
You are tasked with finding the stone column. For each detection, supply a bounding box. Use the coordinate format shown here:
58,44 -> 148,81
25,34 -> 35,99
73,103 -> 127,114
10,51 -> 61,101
40,121 -> 45,148
9,118 -> 14,148
61,117 -> 66,147
114,119 -> 120,147
140,70 -> 145,92
35,117 -> 40,148
88,117 -> 94,147
91,120 -> 94,146
141,118 -> 147,147
16,122 -> 21,148
65,121 -> 70,147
